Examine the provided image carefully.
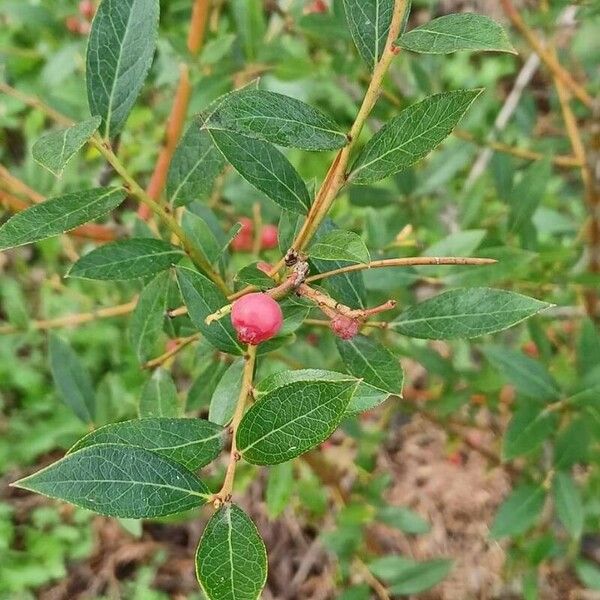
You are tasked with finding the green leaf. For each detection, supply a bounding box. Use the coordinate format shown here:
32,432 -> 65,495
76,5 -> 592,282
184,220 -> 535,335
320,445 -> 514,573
235,263 -> 275,290
13,444 -> 209,518
69,418 -> 225,470
196,503 -> 267,600
577,318 -> 600,376
508,159 -> 551,233
266,462 -> 294,519
369,556 -> 453,595
377,506 -> 430,534
237,378 -> 359,465
206,89 -> 347,151
256,369 -> 358,394
32,117 -> 101,176
139,368 -> 183,418
490,484 -> 545,538
422,229 -> 486,260
503,403 -> 557,460
346,382 -> 389,414
167,125 -> 226,207
208,129 -> 311,215
230,0 -> 266,61
176,266 -> 243,355
0,187 -> 125,250
350,90 -> 482,184
87,0 -> 160,138
391,288 -> 551,339
576,560 -> 600,591
209,359 -> 245,426
397,13 -> 516,55
129,271 -> 170,364
482,346 -> 561,402
336,335 -> 403,395
310,230 -> 370,264
49,334 -> 95,424
343,0 -> 395,70
182,211 -> 223,266
554,417 -> 590,469
68,238 -> 184,280
553,472 -> 584,539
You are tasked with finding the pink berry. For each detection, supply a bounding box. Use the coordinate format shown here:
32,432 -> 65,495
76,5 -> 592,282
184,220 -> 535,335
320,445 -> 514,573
330,315 -> 360,340
260,224 -> 278,250
231,217 -> 253,252
65,15 -> 80,33
231,293 -> 283,345
79,0 -> 95,19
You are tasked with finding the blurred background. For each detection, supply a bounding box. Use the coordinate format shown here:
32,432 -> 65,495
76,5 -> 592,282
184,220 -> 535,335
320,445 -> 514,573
1,0 -> 600,598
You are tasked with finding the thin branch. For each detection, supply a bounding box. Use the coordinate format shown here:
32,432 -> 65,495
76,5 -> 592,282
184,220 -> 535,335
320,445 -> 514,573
188,0 -> 211,54
305,257 -> 496,284
143,333 -> 200,370
292,0 -> 410,252
0,164 -> 44,203
454,130 -> 581,168
0,300 -> 137,335
500,0 -> 592,108
212,345 -> 257,505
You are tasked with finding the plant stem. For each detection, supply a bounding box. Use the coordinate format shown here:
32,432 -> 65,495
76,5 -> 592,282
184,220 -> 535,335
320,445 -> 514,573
453,130 -> 581,168
291,0 -> 410,252
305,256 -> 496,283
143,333 -> 201,370
213,345 -> 257,506
0,300 -> 137,335
90,136 -> 231,295
188,0 -> 211,54
499,0 -> 592,108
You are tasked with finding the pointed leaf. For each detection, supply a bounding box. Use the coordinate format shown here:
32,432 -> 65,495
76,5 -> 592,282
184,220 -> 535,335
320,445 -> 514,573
237,378 -> 359,465
350,90 -> 482,184
49,334 -> 95,423
196,504 -> 267,600
68,238 -> 184,280
139,368 -> 183,418
0,187 -> 125,250
482,346 -> 560,402
553,472 -> 584,539
206,89 -> 347,151
235,263 -> 275,290
266,462 -> 294,519
310,230 -> 370,264
336,335 -> 403,395
209,359 -> 245,426
176,266 -> 243,355
69,418 -> 225,470
343,0 -> 395,70
167,125 -> 226,207
32,117 -> 101,176
129,271 -> 170,364
13,444 -> 209,518
346,382 -> 389,414
398,13 -> 516,55
208,129 -> 311,215
87,0 -> 160,138
182,211 -> 223,265
370,556 -> 453,595
490,484 -> 545,539
503,403 -> 557,460
392,288 -> 551,339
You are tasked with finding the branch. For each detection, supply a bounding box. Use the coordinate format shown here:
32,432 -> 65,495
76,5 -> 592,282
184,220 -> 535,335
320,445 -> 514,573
290,0 -> 410,252
453,130 -> 581,168
188,0 -> 211,54
500,0 -> 592,108
305,256 -> 497,284
143,333 -> 200,370
0,300 -> 137,335
212,344 -> 257,506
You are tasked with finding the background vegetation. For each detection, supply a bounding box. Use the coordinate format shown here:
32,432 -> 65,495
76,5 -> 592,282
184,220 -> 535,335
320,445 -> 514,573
1,0 -> 599,598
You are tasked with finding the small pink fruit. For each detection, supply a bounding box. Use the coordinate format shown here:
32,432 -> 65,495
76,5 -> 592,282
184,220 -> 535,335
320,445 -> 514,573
65,15 -> 80,33
231,217 -> 253,252
330,315 -> 360,340
260,224 -> 278,250
79,0 -> 95,20
231,293 -> 283,345
305,0 -> 328,14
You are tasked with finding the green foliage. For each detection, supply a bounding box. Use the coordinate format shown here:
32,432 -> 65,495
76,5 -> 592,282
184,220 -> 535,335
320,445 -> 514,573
0,188 -> 125,250
14,444 -> 210,518
196,504 -> 267,600
87,0 -> 159,138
